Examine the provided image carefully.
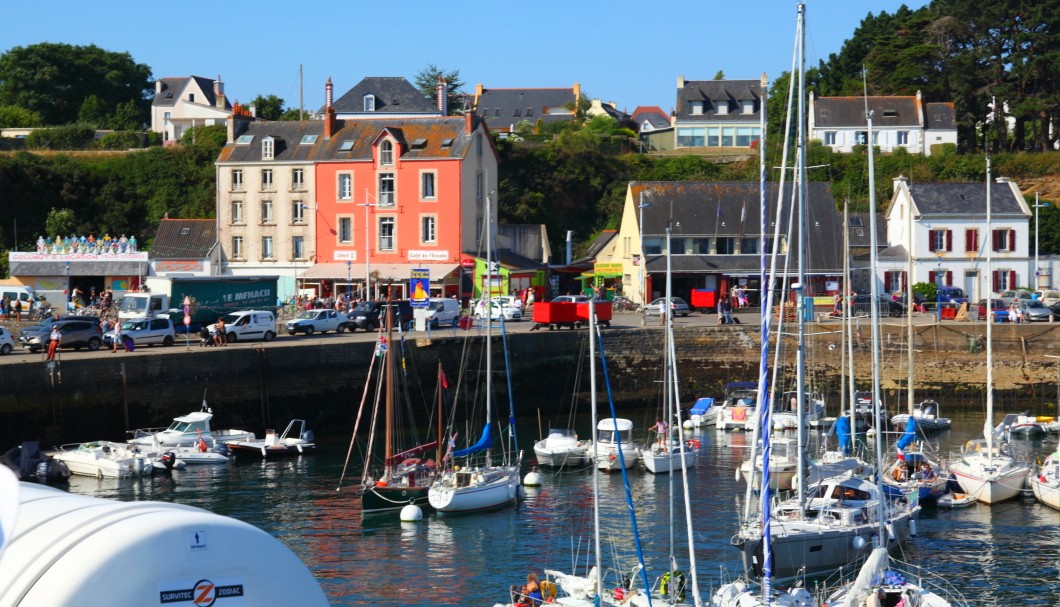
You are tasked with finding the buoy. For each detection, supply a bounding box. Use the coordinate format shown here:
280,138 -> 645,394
399,504 -> 423,522
683,420 -> 694,429
909,519 -> 917,537
852,535 -> 867,550
523,469 -> 542,487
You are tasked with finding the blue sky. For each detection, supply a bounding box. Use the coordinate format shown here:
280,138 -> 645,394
6,0 -> 929,113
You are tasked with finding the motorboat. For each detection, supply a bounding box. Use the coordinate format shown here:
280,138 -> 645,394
890,400 -> 952,433
128,404 -> 254,447
1028,450 -> 1060,510
594,418 -> 640,472
51,441 -> 153,478
141,436 -> 231,467
738,436 -> 798,491
533,428 -> 590,468
1004,412 -> 1048,439
682,396 -> 717,429
772,390 -> 825,431
936,492 -> 976,509
229,419 -> 316,458
714,382 -> 759,431
0,440 -> 70,483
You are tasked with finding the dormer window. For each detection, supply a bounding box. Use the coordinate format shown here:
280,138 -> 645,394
364,94 -> 376,112
262,137 -> 274,160
715,100 -> 729,116
690,101 -> 704,116
380,140 -> 394,165
741,100 -> 755,114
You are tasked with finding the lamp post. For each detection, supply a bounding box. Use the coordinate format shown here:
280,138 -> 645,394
346,260 -> 351,303
936,256 -> 942,323
362,189 -> 379,301
638,195 -> 651,305
1034,193 -> 1049,290
63,260 -> 70,309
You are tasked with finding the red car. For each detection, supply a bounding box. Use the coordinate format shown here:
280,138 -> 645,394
976,298 -> 1007,321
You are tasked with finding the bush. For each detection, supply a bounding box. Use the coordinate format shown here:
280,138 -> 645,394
100,131 -> 141,150
930,142 -> 957,157
24,124 -> 97,150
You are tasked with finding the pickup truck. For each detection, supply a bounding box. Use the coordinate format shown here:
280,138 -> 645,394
285,309 -> 349,336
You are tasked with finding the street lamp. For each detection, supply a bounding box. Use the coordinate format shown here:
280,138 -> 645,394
346,260 -> 351,303
936,256 -> 942,322
362,188 -> 379,301
1034,192 -> 1049,290
64,261 -> 71,311
638,194 -> 651,306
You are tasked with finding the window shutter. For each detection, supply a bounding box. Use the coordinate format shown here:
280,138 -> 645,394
992,229 -> 999,252
929,271 -> 936,285
971,228 -> 979,252
901,271 -> 907,291
1009,270 -> 1016,289
992,270 -> 999,292
965,229 -> 972,251
884,271 -> 892,291
1009,230 -> 1016,251
928,230 -> 936,252
946,230 -> 953,251
945,271 -> 953,285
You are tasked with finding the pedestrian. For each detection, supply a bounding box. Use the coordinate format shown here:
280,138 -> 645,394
723,298 -> 733,324
46,324 -> 61,361
717,299 -> 724,325
13,298 -> 22,322
112,320 -> 123,353
214,317 -> 227,346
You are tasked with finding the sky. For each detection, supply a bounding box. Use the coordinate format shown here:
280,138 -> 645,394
5,0 -> 930,114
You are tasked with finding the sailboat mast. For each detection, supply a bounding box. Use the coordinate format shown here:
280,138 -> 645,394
588,300 -> 603,602
985,158 -> 994,457
794,1 -> 808,514
437,362 -> 444,466
866,104 -> 887,536
841,201 -> 849,421
384,286 -> 394,473
907,176 -> 915,415
665,224 -> 676,559
485,193 -> 494,468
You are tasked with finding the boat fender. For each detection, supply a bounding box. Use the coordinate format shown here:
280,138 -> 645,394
735,467 -> 741,481
540,580 -> 556,602
375,480 -> 388,487
609,454 -> 616,461
909,519 -> 917,537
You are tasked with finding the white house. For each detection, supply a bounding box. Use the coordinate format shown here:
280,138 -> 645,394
872,175 -> 1033,303
152,76 -> 233,145
810,92 -> 958,156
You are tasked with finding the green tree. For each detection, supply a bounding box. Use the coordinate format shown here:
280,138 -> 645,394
24,124 -> 97,150
110,99 -> 144,131
713,70 -> 726,80
45,208 -> 77,236
414,64 -> 466,114
250,94 -> 285,121
180,124 -> 227,150
0,43 -> 151,126
77,95 -> 108,126
279,107 -> 306,121
0,105 -> 41,127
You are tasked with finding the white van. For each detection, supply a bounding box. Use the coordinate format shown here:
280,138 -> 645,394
1,285 -> 42,314
213,310 -> 276,342
426,299 -> 461,328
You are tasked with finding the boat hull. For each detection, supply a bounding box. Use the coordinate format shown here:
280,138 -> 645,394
950,455 -> 1028,504
642,445 -> 697,474
361,484 -> 432,514
229,442 -> 316,458
428,467 -> 521,513
595,443 -> 640,472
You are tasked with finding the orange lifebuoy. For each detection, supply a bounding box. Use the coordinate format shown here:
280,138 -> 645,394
609,453 -> 616,461
375,480 -> 387,487
687,439 -> 701,450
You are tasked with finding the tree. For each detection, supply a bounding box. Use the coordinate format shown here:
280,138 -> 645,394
77,95 -> 108,127
250,94 -> 285,121
414,64 -> 466,114
0,105 -> 41,127
45,208 -> 77,236
713,70 -> 726,80
0,43 -> 152,126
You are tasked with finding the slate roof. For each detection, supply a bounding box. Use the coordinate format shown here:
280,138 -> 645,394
151,219 -> 217,259
217,117 -> 477,163
631,106 -> 670,131
924,102 -> 955,130
331,77 -> 437,115
813,96 -> 921,128
631,181 -> 840,274
675,80 -> 762,122
580,230 -> 617,261
475,87 -> 576,129
902,182 -> 1027,216
153,76 -> 230,109
494,248 -> 548,271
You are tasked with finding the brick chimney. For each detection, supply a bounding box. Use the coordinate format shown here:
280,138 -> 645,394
155,80 -> 164,95
573,82 -> 581,107
465,111 -> 474,134
214,76 -> 225,108
324,77 -> 336,139
436,76 -> 448,115
677,75 -> 685,89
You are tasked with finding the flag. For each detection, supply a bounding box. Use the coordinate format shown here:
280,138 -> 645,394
440,368 -> 449,389
442,432 -> 458,462
896,445 -> 905,461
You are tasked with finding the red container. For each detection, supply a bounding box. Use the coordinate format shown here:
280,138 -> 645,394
532,302 -> 579,324
458,316 -> 474,330
576,301 -> 612,323
691,289 -> 716,310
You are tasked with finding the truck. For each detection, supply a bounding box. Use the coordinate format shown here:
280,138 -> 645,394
119,276 -> 279,331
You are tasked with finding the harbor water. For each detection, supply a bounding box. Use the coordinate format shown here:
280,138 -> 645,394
58,410 -> 1059,607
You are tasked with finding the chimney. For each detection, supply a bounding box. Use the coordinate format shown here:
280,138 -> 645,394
436,76 -> 447,115
249,104 -> 257,118
156,80 -> 163,94
324,77 -> 336,139
677,75 -> 685,89
465,111 -> 474,134
214,76 -> 225,108
226,114 -> 235,144
573,82 -> 581,107
475,83 -> 483,97
893,175 -> 909,190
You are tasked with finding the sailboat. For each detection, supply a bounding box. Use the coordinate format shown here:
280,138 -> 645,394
949,158 -> 1029,504
1029,448 -> 1060,510
732,4 -> 919,582
428,193 -> 522,514
642,222 -> 697,474
357,291 -> 440,515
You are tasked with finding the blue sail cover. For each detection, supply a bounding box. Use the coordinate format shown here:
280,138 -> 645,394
896,416 -> 918,452
835,415 -> 852,455
452,422 -> 493,458
690,397 -> 714,415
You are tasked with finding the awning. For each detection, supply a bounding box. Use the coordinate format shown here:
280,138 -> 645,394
298,262 -> 460,281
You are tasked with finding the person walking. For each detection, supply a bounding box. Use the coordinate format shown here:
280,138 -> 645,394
46,325 -> 61,361
722,298 -> 734,324
112,320 -> 123,353
214,317 -> 227,346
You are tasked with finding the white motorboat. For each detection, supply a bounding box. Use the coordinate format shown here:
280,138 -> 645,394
229,419 -> 316,458
594,418 -> 640,472
772,390 -> 825,430
890,400 -> 951,433
682,396 -> 717,429
739,436 -> 798,491
128,404 -> 254,447
51,441 -> 153,478
937,492 -> 976,508
142,436 -> 231,467
1028,450 -> 1060,510
714,382 -> 758,431
533,428 -> 591,468
1004,412 -> 1048,438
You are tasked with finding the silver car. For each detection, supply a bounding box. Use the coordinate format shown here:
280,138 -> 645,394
104,316 -> 176,347
645,297 -> 692,317
1019,300 -> 1053,322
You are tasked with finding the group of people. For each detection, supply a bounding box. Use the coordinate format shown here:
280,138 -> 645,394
36,234 -> 137,255
0,296 -> 32,321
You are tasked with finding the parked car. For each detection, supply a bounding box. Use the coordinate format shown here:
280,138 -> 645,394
645,297 -> 692,317
998,289 -> 1033,307
550,295 -> 589,303
347,300 -> 414,332
851,294 -> 905,317
23,319 -> 102,353
1019,299 -> 1053,322
285,309 -> 349,335
103,316 -> 176,348
1034,290 -> 1060,307
425,299 -> 461,328
977,298 -> 1007,321
474,298 -> 522,321
936,286 -> 969,305
17,315 -> 81,346
211,310 -> 276,342
0,326 -> 14,355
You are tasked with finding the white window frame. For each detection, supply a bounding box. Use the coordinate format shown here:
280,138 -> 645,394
261,236 -> 274,260
378,172 -> 396,206
379,216 -> 396,251
261,168 -> 273,191
231,169 -> 244,191
897,131 -> 909,145
997,269 -> 1012,291
261,199 -> 274,224
262,138 -> 274,160
420,215 -> 437,244
231,236 -> 244,259
380,140 -> 394,165
231,200 -> 244,224
690,100 -> 704,115
420,171 -> 437,200
823,131 -> 837,145
292,168 -> 305,191
338,173 -> 352,201
292,236 -> 305,260
475,172 -> 483,202
364,94 -> 375,112
338,216 -> 353,244
292,200 -> 306,224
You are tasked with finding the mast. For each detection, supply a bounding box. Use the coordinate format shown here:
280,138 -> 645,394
865,94 -> 887,539
437,362 -> 444,466
985,158 -> 994,457
907,173 -> 915,416
665,222 -> 675,561
794,1 -> 808,515
485,192 -> 494,468
384,285 -> 394,475
588,300 -> 602,602
841,201 -> 849,424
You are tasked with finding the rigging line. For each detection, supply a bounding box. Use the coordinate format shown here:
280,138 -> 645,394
336,337 -> 381,490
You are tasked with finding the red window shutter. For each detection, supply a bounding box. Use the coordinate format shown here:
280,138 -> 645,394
972,228 -> 979,251
992,270 -> 999,292
884,271 -> 892,290
1009,270 -> 1016,288
929,271 -> 936,284
946,230 -> 953,251
965,229 -> 972,251
945,271 -> 953,285
1009,230 -> 1016,251
901,271 -> 907,291
928,230 -> 936,252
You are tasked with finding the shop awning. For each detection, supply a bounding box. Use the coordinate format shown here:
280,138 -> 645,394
298,263 -> 460,281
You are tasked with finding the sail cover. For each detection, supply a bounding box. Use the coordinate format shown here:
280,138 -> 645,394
896,416 -> 918,452
452,422 -> 493,458
835,415 -> 852,455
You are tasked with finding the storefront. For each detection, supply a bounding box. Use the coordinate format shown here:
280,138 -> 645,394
7,251 -> 149,308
